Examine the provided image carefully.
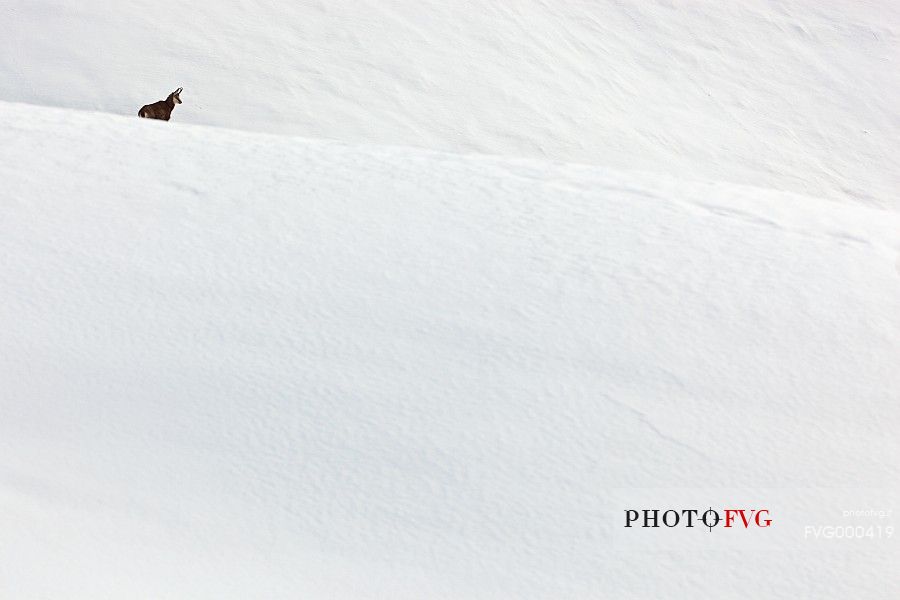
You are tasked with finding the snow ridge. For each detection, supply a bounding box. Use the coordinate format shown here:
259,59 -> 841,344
1,101 -> 898,598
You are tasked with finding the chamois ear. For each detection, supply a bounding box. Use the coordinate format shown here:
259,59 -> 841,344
175,87 -> 183,94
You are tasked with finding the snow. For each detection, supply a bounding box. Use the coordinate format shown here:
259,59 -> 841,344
1,0 -> 898,209
1,101 -> 898,598
2,0 -> 900,597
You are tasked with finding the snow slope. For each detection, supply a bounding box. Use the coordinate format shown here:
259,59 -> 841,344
1,101 -> 898,598
1,0 -> 898,209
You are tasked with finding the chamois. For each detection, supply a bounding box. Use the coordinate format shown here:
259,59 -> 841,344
138,87 -> 183,121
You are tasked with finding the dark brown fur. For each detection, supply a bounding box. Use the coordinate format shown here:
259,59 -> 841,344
138,88 -> 183,121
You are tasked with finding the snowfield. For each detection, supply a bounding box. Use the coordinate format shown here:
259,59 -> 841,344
2,0 -> 900,597
1,102 -> 898,598
1,0 -> 898,209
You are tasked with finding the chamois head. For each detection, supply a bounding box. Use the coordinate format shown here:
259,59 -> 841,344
170,87 -> 183,104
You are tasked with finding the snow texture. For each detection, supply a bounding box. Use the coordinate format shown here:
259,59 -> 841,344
1,0 -> 899,597
1,0 -> 898,209
1,102 -> 898,598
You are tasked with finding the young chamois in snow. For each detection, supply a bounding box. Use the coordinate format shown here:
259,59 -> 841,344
138,87 -> 183,121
